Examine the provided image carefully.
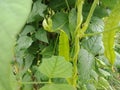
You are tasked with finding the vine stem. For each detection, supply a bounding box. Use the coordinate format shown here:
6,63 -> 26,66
19,81 -> 51,85
72,0 -> 84,87
72,0 -> 99,87
81,0 -> 99,33
84,25 -> 120,37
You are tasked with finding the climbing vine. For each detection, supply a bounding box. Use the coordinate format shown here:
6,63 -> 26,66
1,0 -> 120,90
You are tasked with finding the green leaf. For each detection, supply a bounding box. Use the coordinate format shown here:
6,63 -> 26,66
98,77 -> 110,89
27,0 -> 47,23
69,8 -> 77,39
24,54 -> 34,70
87,17 -> 104,33
96,58 -> 106,67
48,0 -> 75,11
52,12 -> 70,37
59,30 -> 70,61
28,42 -> 40,54
52,12 -> 68,30
38,56 -> 73,78
115,52 -> 120,69
81,36 -> 103,55
87,84 -> 96,90
40,84 -> 76,90
17,36 -> 33,50
101,0 -> 118,9
35,28 -> 48,43
52,78 -> 68,84
0,0 -> 32,36
78,48 -> 94,83
90,70 -> 98,81
34,70 -> 49,81
22,73 -> 33,90
40,42 -> 54,58
20,25 -> 35,36
98,68 -> 110,77
43,12 -> 70,37
82,84 -> 87,90
103,2 -> 120,65
19,53 -> 34,77
0,0 -> 32,90
94,6 -> 109,18
115,32 -> 120,53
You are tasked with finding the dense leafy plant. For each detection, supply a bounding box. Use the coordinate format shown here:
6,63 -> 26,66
1,0 -> 120,90
0,0 -> 32,90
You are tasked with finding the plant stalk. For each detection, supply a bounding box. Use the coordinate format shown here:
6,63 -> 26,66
81,0 -> 99,34
72,0 -> 84,87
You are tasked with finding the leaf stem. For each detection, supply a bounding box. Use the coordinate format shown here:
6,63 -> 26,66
19,81 -> 51,85
65,0 -> 70,11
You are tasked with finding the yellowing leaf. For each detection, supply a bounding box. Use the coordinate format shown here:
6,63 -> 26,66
103,2 -> 120,65
59,30 -> 70,61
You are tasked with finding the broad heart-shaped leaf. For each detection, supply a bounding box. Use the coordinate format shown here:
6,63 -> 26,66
0,0 -> 32,90
81,36 -> 103,55
59,30 -> 70,61
35,28 -> 48,43
87,17 -> 104,33
40,84 -> 76,90
103,2 -> 120,65
38,56 -> 73,78
78,48 -> 94,83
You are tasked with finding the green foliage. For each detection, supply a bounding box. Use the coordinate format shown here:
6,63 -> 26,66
27,0 -> 47,23
69,8 -> 77,39
39,56 -> 72,78
98,77 -> 111,89
17,36 -> 33,50
35,28 -> 48,43
40,84 -> 76,90
101,0 -> 118,9
1,0 -> 120,90
78,48 -> 94,83
81,36 -> 103,55
0,0 -> 32,90
115,32 -> 120,54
